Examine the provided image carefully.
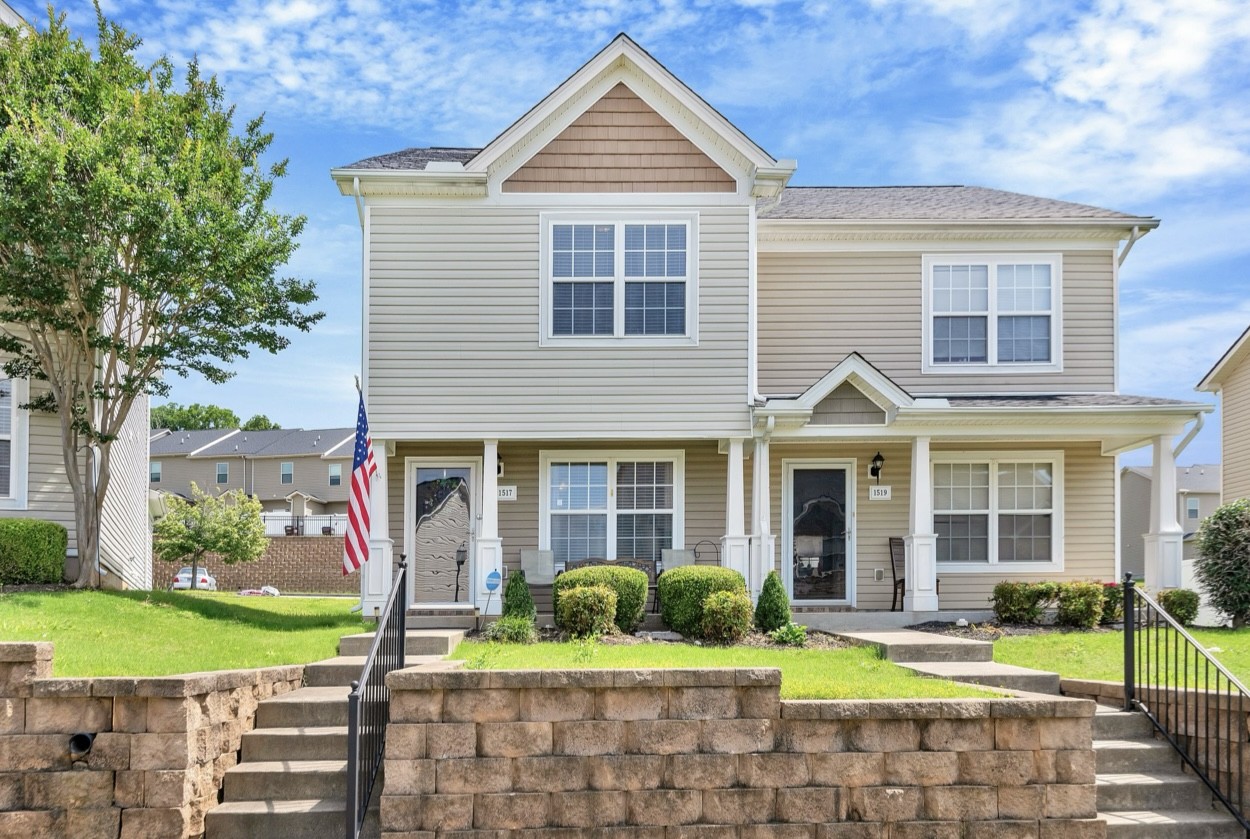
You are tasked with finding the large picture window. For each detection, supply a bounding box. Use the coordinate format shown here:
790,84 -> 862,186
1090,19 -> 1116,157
923,254 -> 1061,372
933,452 -> 1062,570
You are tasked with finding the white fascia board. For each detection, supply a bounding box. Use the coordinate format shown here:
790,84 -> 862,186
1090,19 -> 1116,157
793,355 -> 914,412
284,490 -> 325,503
329,167 -> 488,197
1198,324 -> 1250,392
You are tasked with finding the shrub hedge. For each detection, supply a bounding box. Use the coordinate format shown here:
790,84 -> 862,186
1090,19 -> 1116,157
502,569 -> 536,620
700,590 -> 753,644
990,581 -> 1059,624
1055,581 -> 1105,628
1158,588 -> 1200,627
553,565 -> 648,632
1101,582 -> 1124,624
0,519 -> 67,585
658,565 -> 747,636
482,614 -> 538,643
556,584 -> 617,639
1196,498 -> 1250,627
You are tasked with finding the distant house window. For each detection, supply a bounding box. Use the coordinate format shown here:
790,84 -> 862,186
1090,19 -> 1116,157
280,462 -> 293,485
542,215 -> 697,344
216,462 -> 229,484
329,464 -> 342,487
923,255 -> 1061,373
1186,497 -> 1200,520
150,462 -> 162,483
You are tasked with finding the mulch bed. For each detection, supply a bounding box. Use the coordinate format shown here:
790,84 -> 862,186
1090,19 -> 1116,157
470,626 -> 851,650
0,584 -> 74,594
907,620 -> 1121,641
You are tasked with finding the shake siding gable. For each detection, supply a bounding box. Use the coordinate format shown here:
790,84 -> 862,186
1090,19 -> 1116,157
1223,358 -> 1250,502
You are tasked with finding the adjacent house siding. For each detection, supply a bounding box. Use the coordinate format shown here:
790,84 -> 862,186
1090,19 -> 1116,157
367,204 -> 752,439
756,250 -> 1116,395
246,455 -> 352,509
154,454 -> 243,499
502,83 -> 736,193
7,400 -> 76,544
99,393 -> 152,589
1119,468 -> 1149,580
1223,358 -> 1250,502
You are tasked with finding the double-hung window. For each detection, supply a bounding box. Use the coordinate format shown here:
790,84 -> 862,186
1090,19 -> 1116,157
280,462 -> 293,485
542,214 -> 697,344
329,463 -> 342,487
216,462 -> 229,484
541,451 -> 684,566
923,254 -> 1061,372
933,452 -> 1063,571
150,462 -> 162,483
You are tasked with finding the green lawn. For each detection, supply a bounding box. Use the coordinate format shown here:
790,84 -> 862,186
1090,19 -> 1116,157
995,628 -> 1250,684
0,590 -> 369,677
451,640 -> 995,700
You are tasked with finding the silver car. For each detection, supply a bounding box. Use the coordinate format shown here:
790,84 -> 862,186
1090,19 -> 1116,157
169,566 -> 217,591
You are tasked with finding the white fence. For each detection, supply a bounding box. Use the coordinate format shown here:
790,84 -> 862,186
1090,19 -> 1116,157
260,513 -> 347,537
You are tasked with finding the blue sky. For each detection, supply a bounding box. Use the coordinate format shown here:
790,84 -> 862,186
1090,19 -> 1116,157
15,0 -> 1250,466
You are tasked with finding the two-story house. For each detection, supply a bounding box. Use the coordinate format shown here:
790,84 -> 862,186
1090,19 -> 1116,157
333,35 -> 1209,621
1121,464 -> 1221,576
1199,326 -> 1250,503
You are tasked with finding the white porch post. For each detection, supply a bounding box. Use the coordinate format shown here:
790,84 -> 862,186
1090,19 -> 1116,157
476,440 -> 504,614
905,436 -> 940,611
748,437 -> 774,600
360,438 -> 394,618
722,439 -> 750,583
1144,434 -> 1183,589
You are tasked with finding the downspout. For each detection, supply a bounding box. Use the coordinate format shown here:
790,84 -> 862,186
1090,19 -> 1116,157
1173,413 -> 1204,460
351,177 -> 365,229
1117,225 -> 1142,268
748,198 -> 763,407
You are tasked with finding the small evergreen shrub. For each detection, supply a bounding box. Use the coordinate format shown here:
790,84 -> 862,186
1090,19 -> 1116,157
699,590 -> 753,644
1158,588 -> 1200,627
502,569 -> 536,620
658,565 -> 747,636
553,565 -> 648,632
1101,582 -> 1124,624
990,581 -> 1058,624
1055,581 -> 1105,628
556,584 -> 617,639
0,519 -> 68,585
769,622 -> 808,647
754,570 -> 791,632
482,614 -> 538,644
1196,498 -> 1250,627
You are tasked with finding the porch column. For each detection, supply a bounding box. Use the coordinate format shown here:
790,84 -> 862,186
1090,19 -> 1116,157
905,436 -> 940,611
748,437 -> 774,600
360,438 -> 394,618
1144,434 -> 1183,589
476,439 -> 504,614
722,438 -> 750,583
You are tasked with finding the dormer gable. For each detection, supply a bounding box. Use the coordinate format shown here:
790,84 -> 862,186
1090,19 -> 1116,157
757,353 -> 914,431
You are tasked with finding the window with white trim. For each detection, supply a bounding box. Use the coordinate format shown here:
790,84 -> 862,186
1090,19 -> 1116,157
541,451 -> 683,565
329,463 -> 342,487
216,462 -> 229,484
933,453 -> 1062,570
150,461 -> 162,483
1186,496 -> 1200,520
280,462 -> 293,485
542,215 -> 697,343
923,254 -> 1061,372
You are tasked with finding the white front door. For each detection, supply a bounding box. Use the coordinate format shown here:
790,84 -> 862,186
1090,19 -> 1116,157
405,459 -> 479,606
783,459 -> 856,606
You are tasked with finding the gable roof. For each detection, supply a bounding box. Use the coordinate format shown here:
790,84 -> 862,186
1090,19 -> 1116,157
1198,325 -> 1250,392
192,429 -> 289,458
150,429 -> 235,457
346,147 -> 479,171
250,428 -> 354,459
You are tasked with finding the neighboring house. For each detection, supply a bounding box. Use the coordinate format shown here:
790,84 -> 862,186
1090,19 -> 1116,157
0,1 -> 24,28
1198,326 -> 1250,502
1121,464 -> 1221,578
332,35 -> 1210,619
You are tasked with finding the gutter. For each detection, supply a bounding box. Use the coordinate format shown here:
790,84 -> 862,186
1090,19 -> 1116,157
1117,225 -> 1145,268
1173,412 -> 1204,460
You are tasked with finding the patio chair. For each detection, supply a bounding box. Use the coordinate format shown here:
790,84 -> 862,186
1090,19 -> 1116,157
520,549 -> 555,585
890,537 -> 906,612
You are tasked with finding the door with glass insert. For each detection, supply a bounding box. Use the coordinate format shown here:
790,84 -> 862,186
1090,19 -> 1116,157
412,466 -> 473,603
790,466 -> 852,602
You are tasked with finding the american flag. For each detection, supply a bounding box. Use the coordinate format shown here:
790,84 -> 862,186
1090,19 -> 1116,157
342,392 -> 377,575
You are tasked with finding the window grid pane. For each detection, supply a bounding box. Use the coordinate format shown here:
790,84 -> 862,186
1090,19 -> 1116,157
625,281 -> 685,335
551,513 -> 608,565
553,281 -> 613,336
931,259 -> 1056,366
624,224 -> 686,279
552,224 -> 614,278
998,315 -> 1051,363
936,459 -> 1055,564
998,264 -> 1052,312
933,316 -> 987,363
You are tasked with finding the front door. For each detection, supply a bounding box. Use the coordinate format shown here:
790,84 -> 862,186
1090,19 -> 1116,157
408,462 -> 476,604
785,461 -> 855,605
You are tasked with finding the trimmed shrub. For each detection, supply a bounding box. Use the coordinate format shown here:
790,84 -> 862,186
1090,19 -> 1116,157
658,565 -> 747,636
1055,581 -> 1105,628
556,584 -> 617,639
770,621 -> 808,647
502,569 -> 536,620
482,614 -> 538,644
699,590 -> 753,644
990,581 -> 1058,624
1158,588 -> 1200,627
553,565 -> 648,632
754,570 -> 791,632
1196,498 -> 1250,627
1101,582 -> 1124,624
0,519 -> 68,585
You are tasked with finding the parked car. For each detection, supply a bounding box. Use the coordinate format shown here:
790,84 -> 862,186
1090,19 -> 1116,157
170,566 -> 217,591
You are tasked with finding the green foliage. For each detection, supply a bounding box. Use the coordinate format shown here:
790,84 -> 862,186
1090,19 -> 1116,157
482,614 -> 538,644
502,569 -> 536,621
153,483 -> 266,587
150,403 -> 239,430
754,569 -> 791,632
555,585 -> 617,640
990,581 -> 1059,624
769,622 -> 808,647
1101,582 -> 1124,624
1197,499 -> 1250,627
241,414 -> 280,430
553,565 -> 647,632
0,519 -> 68,585
1158,588 -> 1200,627
0,10 -> 321,586
699,590 -> 754,645
658,565 -> 747,636
1055,581 -> 1105,628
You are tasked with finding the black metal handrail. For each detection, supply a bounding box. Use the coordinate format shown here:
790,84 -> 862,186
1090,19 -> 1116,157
1123,573 -> 1250,831
346,559 -> 408,839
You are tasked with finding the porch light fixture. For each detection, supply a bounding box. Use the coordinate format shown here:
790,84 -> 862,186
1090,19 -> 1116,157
870,452 -> 885,484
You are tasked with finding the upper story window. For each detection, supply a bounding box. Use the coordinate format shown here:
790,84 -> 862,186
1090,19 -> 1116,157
150,462 -> 162,483
216,462 -> 229,484
329,463 -> 342,487
1186,496 -> 1200,520
922,254 -> 1062,374
280,462 -> 293,485
541,214 -> 698,346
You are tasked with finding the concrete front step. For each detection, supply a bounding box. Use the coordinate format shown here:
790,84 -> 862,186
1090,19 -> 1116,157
304,655 -> 444,687
223,759 -> 346,801
836,629 -> 994,663
241,726 -> 347,762
902,660 -> 1060,693
1101,808 -> 1244,838
338,629 -> 466,657
206,798 -> 379,839
1095,738 -> 1183,773
1097,771 -> 1216,811
1093,707 -> 1156,739
256,686 -> 350,728
406,613 -> 478,629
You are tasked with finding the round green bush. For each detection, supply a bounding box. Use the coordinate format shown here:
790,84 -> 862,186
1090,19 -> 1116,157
658,565 -> 746,636
990,581 -> 1058,624
1197,499 -> 1250,627
553,565 -> 647,632
700,590 -> 753,644
556,584 -> 617,639
482,614 -> 538,644
1157,588 -> 1200,627
1101,582 -> 1124,624
754,569 -> 791,632
502,569 -> 536,620
0,519 -> 68,585
1055,581 -> 1105,628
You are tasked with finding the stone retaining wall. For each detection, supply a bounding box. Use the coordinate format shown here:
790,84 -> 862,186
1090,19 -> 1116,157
383,667 -> 1104,838
0,642 -> 303,838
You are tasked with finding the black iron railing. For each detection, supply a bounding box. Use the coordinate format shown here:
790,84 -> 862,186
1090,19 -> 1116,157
346,559 -> 408,839
1123,573 -> 1250,831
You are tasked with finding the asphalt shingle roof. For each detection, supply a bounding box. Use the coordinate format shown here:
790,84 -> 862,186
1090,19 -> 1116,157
759,186 -> 1143,221
150,430 -> 234,456
251,428 -> 354,458
944,394 -> 1200,408
192,429 -> 292,458
343,147 -> 480,171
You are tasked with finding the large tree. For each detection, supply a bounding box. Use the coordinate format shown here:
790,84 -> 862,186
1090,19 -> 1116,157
0,9 -> 321,587
151,402 -> 241,430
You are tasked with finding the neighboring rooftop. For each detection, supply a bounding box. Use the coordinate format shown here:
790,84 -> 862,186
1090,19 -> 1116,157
150,429 -> 235,456
943,394 -> 1203,409
151,427 -> 357,459
1123,464 -> 1222,495
191,429 -> 291,458
343,147 -> 480,171
758,186 -> 1146,221
245,428 -> 354,458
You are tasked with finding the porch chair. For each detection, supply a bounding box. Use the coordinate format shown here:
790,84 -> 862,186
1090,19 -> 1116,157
889,537 -> 906,612
519,550 -> 555,585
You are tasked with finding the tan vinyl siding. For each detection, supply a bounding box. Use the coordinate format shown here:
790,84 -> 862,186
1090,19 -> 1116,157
246,455 -> 353,507
155,455 -> 245,497
757,250 -> 1116,395
1120,469 -> 1149,579
367,205 -> 751,439
1222,358 -> 1250,502
99,393 -> 152,589
810,382 -> 886,425
7,398 -> 76,546
503,83 -> 735,193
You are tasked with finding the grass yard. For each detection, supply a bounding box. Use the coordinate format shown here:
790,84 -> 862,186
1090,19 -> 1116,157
995,628 -> 1250,684
451,639 -> 995,700
0,590 -> 368,677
